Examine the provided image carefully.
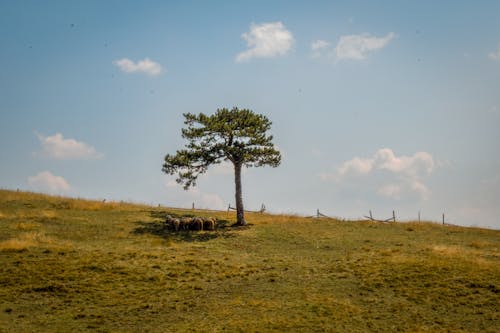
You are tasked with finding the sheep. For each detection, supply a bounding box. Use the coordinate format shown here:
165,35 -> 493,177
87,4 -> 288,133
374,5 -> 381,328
165,215 -> 181,231
165,215 -> 174,227
190,217 -> 204,231
167,215 -> 215,232
180,217 -> 193,230
202,217 -> 216,231
171,218 -> 180,231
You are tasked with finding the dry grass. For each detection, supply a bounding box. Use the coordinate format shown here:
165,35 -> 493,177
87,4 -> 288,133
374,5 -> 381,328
0,231 -> 53,252
469,240 -> 495,249
54,199 -> 142,211
430,244 -> 465,256
0,189 -> 499,332
10,221 -> 41,231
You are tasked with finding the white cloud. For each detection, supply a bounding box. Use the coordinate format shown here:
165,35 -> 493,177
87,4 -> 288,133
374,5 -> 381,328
334,148 -> 434,178
320,156 -> 374,181
321,148 -> 436,200
113,58 -> 163,76
338,157 -> 374,176
377,180 -> 430,201
236,22 -> 294,62
409,180 -> 430,200
28,171 -> 70,194
311,40 -> 330,51
488,45 -> 500,60
36,133 -> 103,160
333,32 -> 396,61
311,39 -> 331,58
374,149 -> 434,177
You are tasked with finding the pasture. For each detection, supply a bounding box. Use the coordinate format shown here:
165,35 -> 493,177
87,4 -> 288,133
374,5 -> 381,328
0,189 -> 498,332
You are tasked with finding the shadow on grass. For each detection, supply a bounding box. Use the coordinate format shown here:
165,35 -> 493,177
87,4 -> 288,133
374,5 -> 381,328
132,210 -> 245,243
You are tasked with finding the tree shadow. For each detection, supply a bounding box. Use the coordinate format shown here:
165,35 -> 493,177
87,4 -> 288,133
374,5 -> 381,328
131,210 -> 241,243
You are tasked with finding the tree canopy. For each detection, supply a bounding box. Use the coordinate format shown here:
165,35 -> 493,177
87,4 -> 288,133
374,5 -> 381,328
162,107 -> 281,225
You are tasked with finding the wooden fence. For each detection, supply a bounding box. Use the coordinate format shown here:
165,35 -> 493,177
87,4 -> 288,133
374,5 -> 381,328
307,208 -> 451,226
166,202 -> 452,226
364,210 -> 396,223
227,203 -> 266,214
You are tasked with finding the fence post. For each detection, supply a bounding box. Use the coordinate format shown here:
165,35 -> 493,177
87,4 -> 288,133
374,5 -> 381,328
392,210 -> 396,222
192,202 -> 195,210
418,211 -> 421,223
369,210 -> 373,220
442,213 -> 445,225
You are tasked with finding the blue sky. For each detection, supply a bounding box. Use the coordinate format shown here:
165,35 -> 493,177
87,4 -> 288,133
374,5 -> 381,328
1,1 -> 499,228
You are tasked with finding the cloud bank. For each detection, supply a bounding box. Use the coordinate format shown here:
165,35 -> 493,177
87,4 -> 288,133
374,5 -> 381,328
236,22 -> 294,62
320,148 -> 436,200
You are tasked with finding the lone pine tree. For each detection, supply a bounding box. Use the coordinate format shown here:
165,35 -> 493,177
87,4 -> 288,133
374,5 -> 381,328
162,107 -> 281,226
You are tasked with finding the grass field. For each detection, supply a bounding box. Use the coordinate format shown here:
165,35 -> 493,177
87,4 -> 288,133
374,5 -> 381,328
0,189 -> 498,332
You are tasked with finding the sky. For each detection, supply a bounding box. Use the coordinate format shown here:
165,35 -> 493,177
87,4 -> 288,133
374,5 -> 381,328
1,1 -> 499,228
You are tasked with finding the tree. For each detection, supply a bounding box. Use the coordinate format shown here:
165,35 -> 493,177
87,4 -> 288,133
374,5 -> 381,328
162,107 -> 281,226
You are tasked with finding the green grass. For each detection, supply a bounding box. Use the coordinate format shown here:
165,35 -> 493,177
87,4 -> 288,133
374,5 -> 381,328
0,189 -> 499,332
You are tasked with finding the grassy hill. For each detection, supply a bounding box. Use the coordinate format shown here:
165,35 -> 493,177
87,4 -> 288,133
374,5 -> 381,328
0,189 -> 498,332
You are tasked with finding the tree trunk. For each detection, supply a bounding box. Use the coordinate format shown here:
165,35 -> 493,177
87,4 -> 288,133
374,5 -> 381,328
234,162 -> 246,226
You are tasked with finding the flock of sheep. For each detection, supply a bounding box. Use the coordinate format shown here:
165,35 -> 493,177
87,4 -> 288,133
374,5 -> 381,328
165,215 -> 216,231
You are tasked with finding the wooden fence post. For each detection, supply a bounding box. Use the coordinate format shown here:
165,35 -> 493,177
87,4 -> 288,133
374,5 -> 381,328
392,210 -> 396,222
442,213 -> 445,225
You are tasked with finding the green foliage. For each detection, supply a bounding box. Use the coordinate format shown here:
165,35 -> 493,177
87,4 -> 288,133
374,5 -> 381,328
162,107 -> 281,189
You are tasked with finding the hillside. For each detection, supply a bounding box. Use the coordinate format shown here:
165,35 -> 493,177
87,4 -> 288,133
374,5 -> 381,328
0,189 -> 498,332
